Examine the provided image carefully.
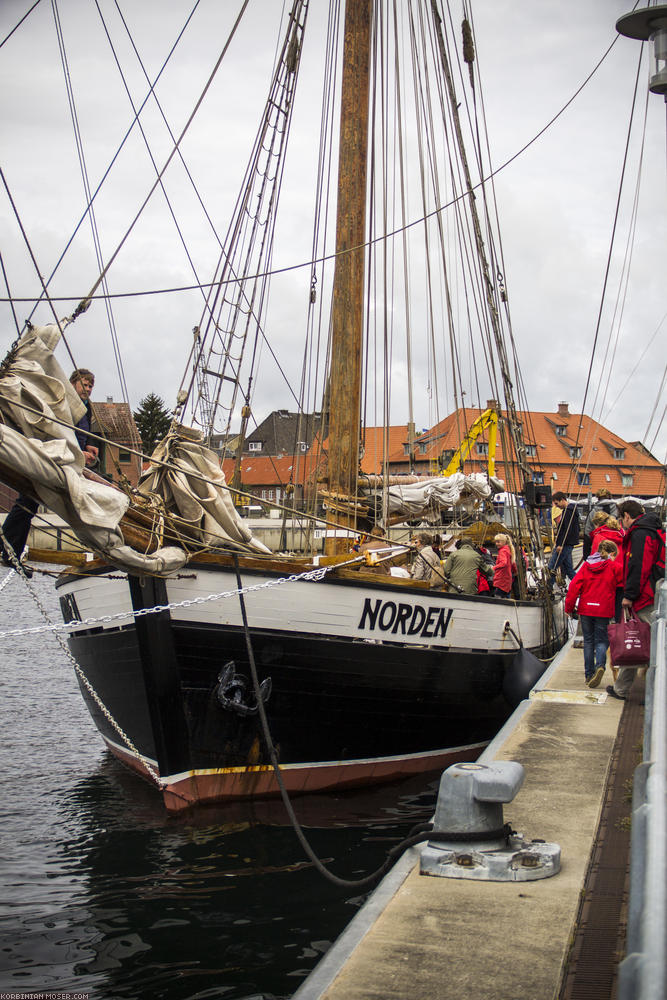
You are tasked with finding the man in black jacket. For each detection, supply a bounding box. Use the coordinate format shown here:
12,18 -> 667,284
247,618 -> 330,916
548,491 -> 580,584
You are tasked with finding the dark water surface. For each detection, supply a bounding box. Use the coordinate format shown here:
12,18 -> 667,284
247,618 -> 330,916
0,567 -> 438,999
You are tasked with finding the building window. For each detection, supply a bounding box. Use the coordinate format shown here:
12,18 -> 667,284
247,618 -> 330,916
118,449 -> 131,463
297,441 -> 308,452
614,448 -> 625,460
419,443 -> 427,455
605,474 -> 611,482
555,425 -> 567,437
261,489 -> 274,501
403,443 -> 410,456
248,441 -> 262,452
525,444 -> 537,458
622,474 -> 633,488
576,471 -> 590,486
569,446 -> 582,459
476,442 -> 489,456
533,471 -> 544,484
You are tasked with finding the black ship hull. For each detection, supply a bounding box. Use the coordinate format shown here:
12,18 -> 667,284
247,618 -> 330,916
58,563 -> 566,810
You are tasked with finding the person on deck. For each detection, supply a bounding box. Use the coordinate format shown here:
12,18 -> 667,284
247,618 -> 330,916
548,491 -> 580,585
442,537 -> 492,595
565,539 -> 623,689
1,368 -> 98,577
492,533 -> 516,598
411,533 -> 444,589
607,500 -> 664,701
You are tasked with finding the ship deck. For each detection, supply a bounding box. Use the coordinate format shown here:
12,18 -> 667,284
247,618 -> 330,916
293,634 -> 641,1000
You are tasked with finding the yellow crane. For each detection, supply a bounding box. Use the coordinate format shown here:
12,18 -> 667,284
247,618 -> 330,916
440,408 -> 498,478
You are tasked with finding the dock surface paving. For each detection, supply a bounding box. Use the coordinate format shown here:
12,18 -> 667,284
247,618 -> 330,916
296,640 -> 636,1000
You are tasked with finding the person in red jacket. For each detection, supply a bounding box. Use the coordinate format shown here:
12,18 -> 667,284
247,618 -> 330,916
607,500 -> 664,700
565,540 -> 623,688
492,533 -> 516,598
591,514 -> 625,621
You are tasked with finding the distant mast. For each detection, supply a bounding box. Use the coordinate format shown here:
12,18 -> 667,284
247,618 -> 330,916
325,0 -> 371,555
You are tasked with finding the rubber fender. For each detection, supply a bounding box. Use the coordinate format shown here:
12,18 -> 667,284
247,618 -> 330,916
502,647 -> 547,707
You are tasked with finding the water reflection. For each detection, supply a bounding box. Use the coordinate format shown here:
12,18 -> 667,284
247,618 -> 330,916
0,570 -> 438,999
54,759 -> 438,999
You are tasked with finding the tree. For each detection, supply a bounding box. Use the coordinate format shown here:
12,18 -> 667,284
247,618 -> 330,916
133,392 -> 172,456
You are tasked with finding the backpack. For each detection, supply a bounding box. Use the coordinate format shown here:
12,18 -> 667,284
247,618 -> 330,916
649,525 -> 666,591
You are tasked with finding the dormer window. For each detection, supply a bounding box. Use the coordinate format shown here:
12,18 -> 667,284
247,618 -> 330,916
533,471 -> 544,484
419,443 -> 427,455
622,473 -> 634,488
613,448 -> 625,460
297,441 -> 308,452
403,443 -> 410,456
569,446 -> 582,459
525,444 -> 537,458
555,425 -> 567,437
248,441 -> 262,452
577,471 -> 590,486
476,442 -> 489,456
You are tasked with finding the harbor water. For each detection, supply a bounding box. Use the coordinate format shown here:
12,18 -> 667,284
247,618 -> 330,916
0,567 -> 438,1000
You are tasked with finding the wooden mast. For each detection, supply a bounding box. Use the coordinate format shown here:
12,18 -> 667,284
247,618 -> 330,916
325,0 -> 371,555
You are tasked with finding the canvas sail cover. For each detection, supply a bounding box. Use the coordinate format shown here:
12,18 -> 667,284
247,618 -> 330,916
0,322 -> 268,572
139,431 -> 270,554
363,472 -> 504,519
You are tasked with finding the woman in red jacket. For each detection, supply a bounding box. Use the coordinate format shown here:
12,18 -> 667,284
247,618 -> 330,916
564,540 -> 623,688
492,533 -> 516,598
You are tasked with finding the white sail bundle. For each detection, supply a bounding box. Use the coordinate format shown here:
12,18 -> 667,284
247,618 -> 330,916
140,433 -> 270,555
0,322 -> 268,571
365,472 -> 505,520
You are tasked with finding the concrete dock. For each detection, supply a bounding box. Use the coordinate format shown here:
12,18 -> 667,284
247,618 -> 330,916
295,638 -> 640,1000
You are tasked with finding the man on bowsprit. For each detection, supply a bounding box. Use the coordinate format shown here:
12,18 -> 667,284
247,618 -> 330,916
1,368 -> 98,577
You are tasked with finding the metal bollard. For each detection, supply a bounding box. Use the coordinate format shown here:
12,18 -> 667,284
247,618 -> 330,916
420,761 -> 561,882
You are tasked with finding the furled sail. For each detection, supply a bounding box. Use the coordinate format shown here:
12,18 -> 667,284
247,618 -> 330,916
0,322 -> 269,571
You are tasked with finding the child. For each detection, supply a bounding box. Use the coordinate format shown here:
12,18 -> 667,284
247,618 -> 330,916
591,515 -> 625,623
564,540 -> 623,688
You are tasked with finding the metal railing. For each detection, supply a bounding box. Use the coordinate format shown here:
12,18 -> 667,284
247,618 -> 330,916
618,577 -> 667,1000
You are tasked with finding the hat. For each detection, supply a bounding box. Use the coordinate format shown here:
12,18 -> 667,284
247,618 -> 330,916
597,488 -> 611,498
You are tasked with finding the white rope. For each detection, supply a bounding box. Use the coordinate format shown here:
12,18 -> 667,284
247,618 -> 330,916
0,563 -> 332,639
0,568 -> 16,591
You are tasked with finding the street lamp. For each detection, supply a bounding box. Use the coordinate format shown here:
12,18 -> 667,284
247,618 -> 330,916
616,4 -> 667,97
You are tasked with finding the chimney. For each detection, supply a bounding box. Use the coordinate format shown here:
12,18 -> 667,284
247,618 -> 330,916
486,399 -> 499,411
557,401 -> 569,418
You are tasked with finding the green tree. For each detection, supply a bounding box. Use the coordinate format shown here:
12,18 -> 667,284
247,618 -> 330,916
133,392 -> 172,456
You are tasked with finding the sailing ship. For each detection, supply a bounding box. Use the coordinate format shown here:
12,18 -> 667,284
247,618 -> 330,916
0,0 -> 569,811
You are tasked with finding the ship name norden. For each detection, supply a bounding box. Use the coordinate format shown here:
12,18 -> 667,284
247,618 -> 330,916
358,598 -> 453,638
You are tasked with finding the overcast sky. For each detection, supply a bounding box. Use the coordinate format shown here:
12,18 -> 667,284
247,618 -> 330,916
0,0 -> 665,465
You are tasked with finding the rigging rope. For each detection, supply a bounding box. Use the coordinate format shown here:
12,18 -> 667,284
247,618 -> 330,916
70,0 -> 252,320
566,46 -> 645,496
51,0 -> 130,405
0,0 -> 42,50
0,19 -> 626,315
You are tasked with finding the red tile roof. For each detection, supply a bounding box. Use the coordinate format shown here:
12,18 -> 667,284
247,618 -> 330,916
398,405 -> 664,498
222,405 -> 664,499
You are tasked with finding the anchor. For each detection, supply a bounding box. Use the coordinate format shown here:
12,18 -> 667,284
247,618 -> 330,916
215,661 -> 272,717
